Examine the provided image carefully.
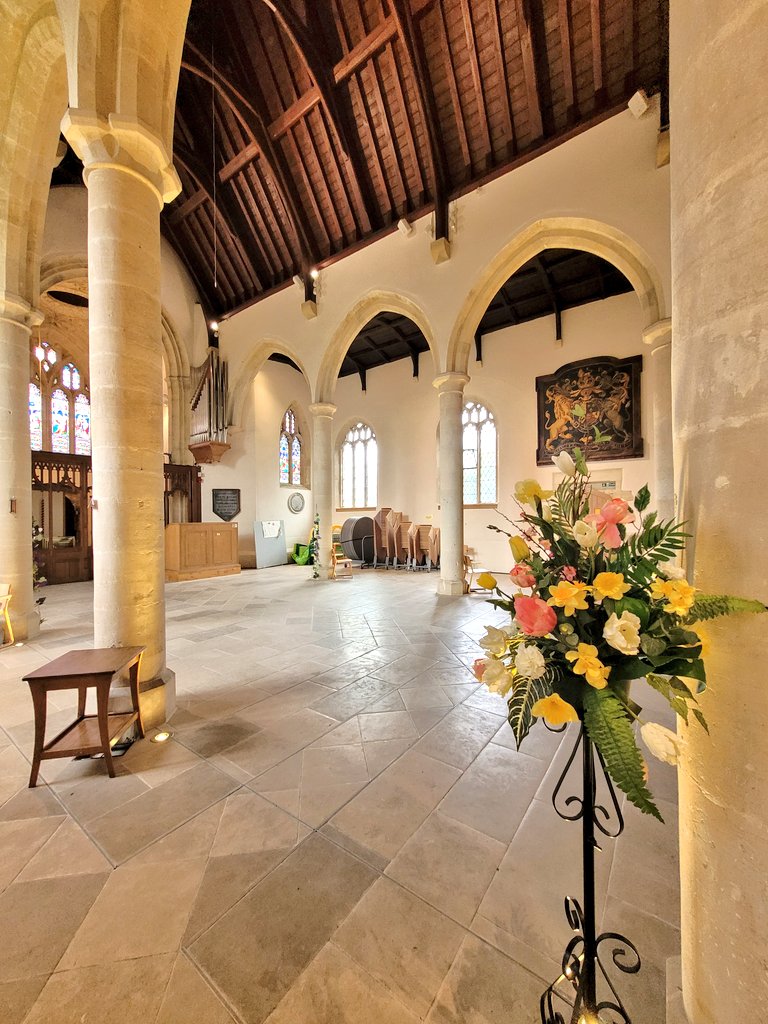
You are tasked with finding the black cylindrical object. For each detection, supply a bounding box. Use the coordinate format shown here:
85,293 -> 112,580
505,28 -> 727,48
340,516 -> 374,562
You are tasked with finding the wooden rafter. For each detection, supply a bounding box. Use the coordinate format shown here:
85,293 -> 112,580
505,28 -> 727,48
389,0 -> 450,238
591,0 -> 606,108
558,0 -> 578,123
533,256 -> 562,341
459,0 -> 491,166
181,44 -> 317,286
514,0 -> 544,142
488,0 -> 516,156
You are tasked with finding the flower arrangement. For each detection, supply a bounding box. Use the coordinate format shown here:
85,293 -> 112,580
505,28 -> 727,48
473,449 -> 766,820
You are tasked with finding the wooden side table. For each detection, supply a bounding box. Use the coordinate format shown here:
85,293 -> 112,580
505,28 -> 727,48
22,646 -> 146,787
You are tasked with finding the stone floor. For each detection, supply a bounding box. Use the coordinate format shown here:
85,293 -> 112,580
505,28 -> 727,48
0,567 -> 680,1023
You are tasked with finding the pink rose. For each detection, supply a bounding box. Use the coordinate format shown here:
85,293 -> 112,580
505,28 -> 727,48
509,564 -> 536,588
514,595 -> 558,637
562,566 -> 578,581
472,658 -> 488,681
586,498 -> 634,549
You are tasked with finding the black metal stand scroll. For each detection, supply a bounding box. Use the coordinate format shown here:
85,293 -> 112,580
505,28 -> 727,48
540,726 -> 641,1024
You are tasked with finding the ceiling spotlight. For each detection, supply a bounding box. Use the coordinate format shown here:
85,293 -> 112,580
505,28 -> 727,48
397,218 -> 414,237
309,268 -> 319,280
210,320 -> 219,332
151,730 -> 173,743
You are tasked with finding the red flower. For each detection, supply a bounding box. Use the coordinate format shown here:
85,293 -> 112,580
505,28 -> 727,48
509,564 -> 536,588
514,595 -> 558,637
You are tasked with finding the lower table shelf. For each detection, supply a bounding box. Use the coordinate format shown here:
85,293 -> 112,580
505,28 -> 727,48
42,712 -> 139,759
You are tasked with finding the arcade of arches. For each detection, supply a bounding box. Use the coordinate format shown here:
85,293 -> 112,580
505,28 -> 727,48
0,3 -> 766,1024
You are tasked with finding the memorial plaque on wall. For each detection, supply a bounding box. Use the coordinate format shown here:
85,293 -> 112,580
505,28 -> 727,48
212,489 -> 241,521
535,355 -> 643,465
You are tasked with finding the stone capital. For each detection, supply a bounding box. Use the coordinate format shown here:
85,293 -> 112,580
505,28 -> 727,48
309,402 -> 337,419
432,372 -> 470,395
61,109 -> 182,208
0,291 -> 43,333
642,317 -> 672,349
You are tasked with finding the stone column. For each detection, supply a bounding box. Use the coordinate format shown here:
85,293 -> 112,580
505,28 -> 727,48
643,318 -> 674,521
671,3 -> 768,1022
63,113 -> 181,718
433,373 -> 470,596
309,402 -> 336,577
0,294 -> 40,640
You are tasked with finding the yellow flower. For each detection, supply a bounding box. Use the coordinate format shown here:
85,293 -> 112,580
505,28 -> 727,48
592,572 -> 631,602
514,479 -> 553,509
689,623 -> 711,658
509,535 -> 531,562
650,577 -> 696,616
565,643 -> 611,689
477,572 -> 498,591
548,581 -> 590,616
531,693 -> 579,726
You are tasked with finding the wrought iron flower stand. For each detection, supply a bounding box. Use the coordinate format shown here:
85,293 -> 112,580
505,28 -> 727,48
540,725 -> 641,1024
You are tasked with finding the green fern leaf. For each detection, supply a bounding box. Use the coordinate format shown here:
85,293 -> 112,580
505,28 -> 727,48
583,689 -> 663,821
687,594 -> 768,622
507,671 -> 554,748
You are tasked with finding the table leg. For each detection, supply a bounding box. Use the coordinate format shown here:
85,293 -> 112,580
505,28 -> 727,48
129,656 -> 144,738
77,685 -> 87,719
28,684 -> 47,788
96,680 -> 116,778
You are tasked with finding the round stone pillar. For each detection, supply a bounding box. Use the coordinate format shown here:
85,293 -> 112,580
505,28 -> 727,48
0,294 -> 40,640
63,113 -> 181,714
643,319 -> 674,521
433,373 -> 470,596
671,2 -> 768,1021
309,402 -> 337,577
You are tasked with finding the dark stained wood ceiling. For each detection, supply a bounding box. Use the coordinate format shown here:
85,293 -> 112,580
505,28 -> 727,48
166,0 -> 668,318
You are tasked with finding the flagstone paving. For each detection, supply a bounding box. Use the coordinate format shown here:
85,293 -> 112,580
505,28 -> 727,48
0,567 -> 680,1022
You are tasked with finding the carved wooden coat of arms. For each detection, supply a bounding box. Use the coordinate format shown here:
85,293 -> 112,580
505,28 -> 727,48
535,355 -> 643,465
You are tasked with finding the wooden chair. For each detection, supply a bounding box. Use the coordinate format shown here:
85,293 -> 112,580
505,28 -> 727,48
0,584 -> 14,646
331,542 -> 353,580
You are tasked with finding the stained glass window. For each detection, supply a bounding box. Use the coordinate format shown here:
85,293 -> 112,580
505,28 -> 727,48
280,408 -> 303,486
462,402 -> 496,505
62,363 -> 80,390
340,422 -> 377,508
51,389 -> 70,454
29,383 -> 42,450
74,394 -> 91,455
279,433 -> 290,484
291,436 -> 301,485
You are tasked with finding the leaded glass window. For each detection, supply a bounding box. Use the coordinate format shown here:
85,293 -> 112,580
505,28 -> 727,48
279,407 -> 303,486
29,383 -> 42,450
74,394 -> 91,455
462,401 -> 496,504
62,363 -> 80,390
340,422 -> 377,508
51,389 -> 70,453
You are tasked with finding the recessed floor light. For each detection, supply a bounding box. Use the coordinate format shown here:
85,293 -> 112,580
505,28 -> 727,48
151,730 -> 173,744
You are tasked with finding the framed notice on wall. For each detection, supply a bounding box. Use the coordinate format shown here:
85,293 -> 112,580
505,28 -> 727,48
535,355 -> 643,465
212,489 -> 241,522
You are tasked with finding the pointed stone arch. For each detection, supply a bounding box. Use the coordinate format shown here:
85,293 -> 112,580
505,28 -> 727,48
315,291 -> 439,403
228,340 -> 312,429
446,217 -> 667,374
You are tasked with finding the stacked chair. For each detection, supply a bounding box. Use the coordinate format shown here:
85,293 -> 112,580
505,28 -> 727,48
373,508 -> 391,568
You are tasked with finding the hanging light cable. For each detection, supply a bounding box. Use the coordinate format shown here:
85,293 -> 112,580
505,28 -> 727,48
211,0 -> 218,291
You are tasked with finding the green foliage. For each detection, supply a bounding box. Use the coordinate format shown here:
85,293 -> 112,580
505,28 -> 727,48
634,484 -> 651,513
583,689 -> 663,821
613,517 -> 688,586
646,673 -> 709,733
507,671 -> 554,748
686,594 -> 768,622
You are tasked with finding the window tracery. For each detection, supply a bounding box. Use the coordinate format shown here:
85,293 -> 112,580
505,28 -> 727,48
280,407 -> 303,486
340,422 -> 377,508
30,342 -> 90,455
462,401 -> 497,505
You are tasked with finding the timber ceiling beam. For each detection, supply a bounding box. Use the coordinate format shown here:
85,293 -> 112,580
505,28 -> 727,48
260,0 -> 377,233
515,0 -> 544,142
558,0 -> 578,124
533,256 -> 562,341
389,0 -> 450,241
182,43 -> 318,289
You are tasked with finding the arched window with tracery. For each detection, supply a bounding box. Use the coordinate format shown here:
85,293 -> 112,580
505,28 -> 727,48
29,341 -> 90,454
340,422 -> 377,508
462,401 -> 497,505
279,407 -> 303,486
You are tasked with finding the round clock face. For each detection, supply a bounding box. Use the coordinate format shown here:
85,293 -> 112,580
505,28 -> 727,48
287,492 -> 305,514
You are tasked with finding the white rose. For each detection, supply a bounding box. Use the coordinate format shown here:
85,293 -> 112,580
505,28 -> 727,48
603,611 -> 642,655
479,625 -> 512,656
481,659 -> 515,696
574,520 -> 599,549
552,451 -> 577,477
641,722 -> 683,766
514,643 -> 546,679
660,561 -> 686,581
